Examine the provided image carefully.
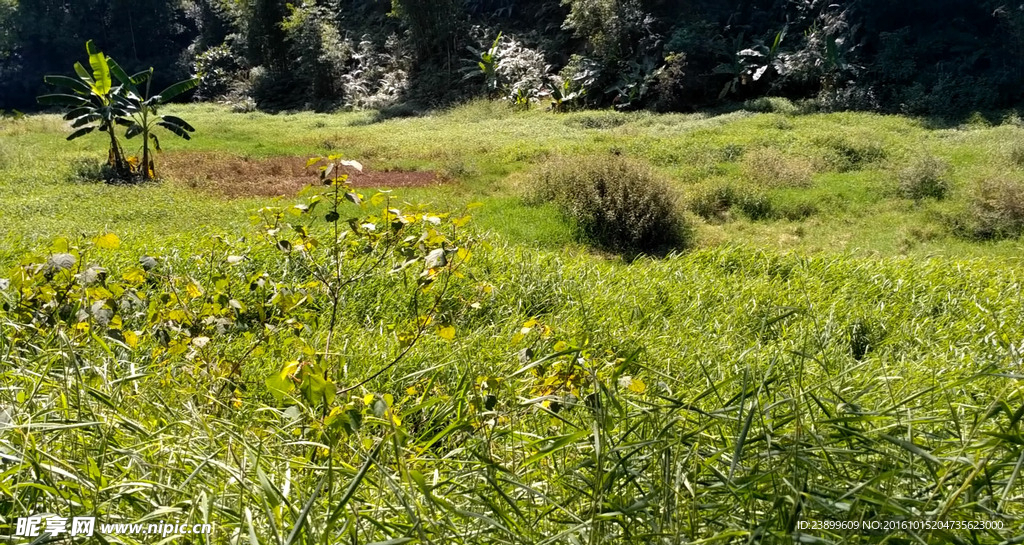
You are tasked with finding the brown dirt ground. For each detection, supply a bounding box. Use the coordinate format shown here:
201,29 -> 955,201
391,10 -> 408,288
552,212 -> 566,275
160,153 -> 447,198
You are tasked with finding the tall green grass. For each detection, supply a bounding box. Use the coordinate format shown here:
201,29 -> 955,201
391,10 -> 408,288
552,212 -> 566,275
2,236 -> 1023,543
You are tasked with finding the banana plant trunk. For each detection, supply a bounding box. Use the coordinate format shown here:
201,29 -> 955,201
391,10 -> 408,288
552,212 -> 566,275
142,128 -> 153,180
106,125 -> 129,176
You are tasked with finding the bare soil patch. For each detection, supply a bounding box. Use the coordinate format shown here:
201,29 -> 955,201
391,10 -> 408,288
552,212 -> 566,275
161,153 -> 446,198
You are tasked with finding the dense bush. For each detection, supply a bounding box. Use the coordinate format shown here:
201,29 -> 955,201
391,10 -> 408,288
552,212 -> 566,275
957,176 -> 1024,239
342,34 -> 411,110
898,155 -> 950,200
280,1 -> 352,107
530,155 -> 690,253
193,44 -> 245,101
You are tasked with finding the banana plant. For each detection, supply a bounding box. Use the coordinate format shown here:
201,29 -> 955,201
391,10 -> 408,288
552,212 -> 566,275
111,63 -> 199,180
461,32 -> 502,96
38,40 -> 133,177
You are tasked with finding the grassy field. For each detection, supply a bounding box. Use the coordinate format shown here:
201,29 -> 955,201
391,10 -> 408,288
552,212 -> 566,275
4,101 -> 1024,257
1,102 -> 1024,544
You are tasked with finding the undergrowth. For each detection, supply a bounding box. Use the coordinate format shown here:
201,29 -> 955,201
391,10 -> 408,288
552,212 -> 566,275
2,198 -> 1024,543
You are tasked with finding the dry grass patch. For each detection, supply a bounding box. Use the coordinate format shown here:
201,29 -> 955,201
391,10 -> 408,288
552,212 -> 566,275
160,152 -> 446,198
741,147 -> 815,188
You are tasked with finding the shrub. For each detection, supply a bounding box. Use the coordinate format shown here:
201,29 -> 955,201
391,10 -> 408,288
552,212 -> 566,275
815,134 -> 887,172
342,34 -> 411,111
193,44 -> 245,101
957,176 -> 1024,239
68,157 -> 116,183
743,97 -> 799,115
741,148 -> 815,188
1008,142 -> 1024,168
531,156 -> 689,253
689,183 -> 737,222
774,199 -> 819,221
898,155 -> 950,200
689,182 -> 776,222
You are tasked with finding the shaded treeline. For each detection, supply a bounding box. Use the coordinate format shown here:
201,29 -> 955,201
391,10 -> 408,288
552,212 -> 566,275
1,0 -> 1022,116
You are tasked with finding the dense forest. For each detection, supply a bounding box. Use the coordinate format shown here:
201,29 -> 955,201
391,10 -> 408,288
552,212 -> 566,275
2,0 -> 1024,117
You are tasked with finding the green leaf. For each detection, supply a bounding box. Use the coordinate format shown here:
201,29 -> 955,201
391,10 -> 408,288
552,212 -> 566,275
71,113 -> 101,128
67,126 -> 97,141
878,433 -> 941,465
160,115 -> 195,132
257,468 -> 285,508
157,120 -> 192,140
326,440 -> 383,530
44,75 -> 92,95
73,61 -> 93,84
37,94 -> 91,107
125,123 -> 144,139
107,58 -> 135,92
129,70 -> 152,86
284,473 -> 326,545
86,40 -> 112,95
524,431 -> 589,466
156,77 -> 200,103
63,107 -> 92,121
265,371 -> 294,403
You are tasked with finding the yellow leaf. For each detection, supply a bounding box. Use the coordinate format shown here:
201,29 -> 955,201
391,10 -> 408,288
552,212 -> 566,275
122,268 -> 146,284
282,360 -> 301,376
123,330 -> 139,349
467,202 -> 484,209
94,233 -> 120,249
553,341 -> 568,352
186,281 -> 203,299
439,325 -> 456,341
363,393 -> 375,406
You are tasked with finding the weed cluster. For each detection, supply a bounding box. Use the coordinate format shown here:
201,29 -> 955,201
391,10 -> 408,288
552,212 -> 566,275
957,176 -> 1024,239
898,155 -> 951,200
815,134 -> 887,172
689,182 -> 814,222
741,147 -> 815,188
530,155 -> 690,253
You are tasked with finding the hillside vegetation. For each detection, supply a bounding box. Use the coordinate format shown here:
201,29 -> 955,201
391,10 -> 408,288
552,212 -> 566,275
3,0 -> 1024,119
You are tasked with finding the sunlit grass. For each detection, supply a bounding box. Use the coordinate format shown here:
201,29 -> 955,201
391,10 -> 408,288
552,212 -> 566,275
2,101 -> 1024,543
